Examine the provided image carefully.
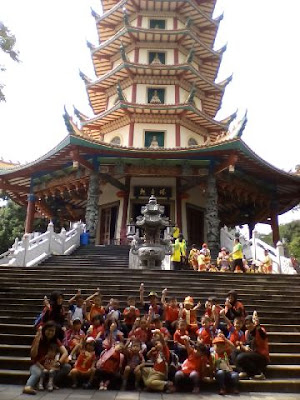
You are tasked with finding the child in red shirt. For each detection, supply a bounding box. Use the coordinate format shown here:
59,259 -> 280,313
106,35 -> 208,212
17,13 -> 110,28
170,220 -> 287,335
122,296 -> 140,337
175,337 -> 211,393
150,317 -> 171,341
128,317 -> 150,352
173,319 -> 189,362
122,339 -> 145,390
96,342 -> 125,390
64,318 -> 85,362
69,337 -> 96,389
86,315 -> 105,356
85,289 -> 105,323
161,288 -> 180,335
196,316 -> 216,347
141,330 -> 174,393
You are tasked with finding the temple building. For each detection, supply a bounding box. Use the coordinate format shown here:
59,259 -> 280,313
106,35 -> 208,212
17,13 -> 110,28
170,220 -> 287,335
1,0 -> 300,256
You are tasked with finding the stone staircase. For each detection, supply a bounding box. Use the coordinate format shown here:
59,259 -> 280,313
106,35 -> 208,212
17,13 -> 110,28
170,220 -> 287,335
0,245 -> 300,392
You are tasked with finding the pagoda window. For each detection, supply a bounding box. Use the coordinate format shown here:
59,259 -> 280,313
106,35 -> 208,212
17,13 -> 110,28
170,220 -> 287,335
145,131 -> 165,148
188,137 -> 198,146
110,136 -> 121,145
147,88 -> 165,104
149,19 -> 166,29
149,52 -> 166,65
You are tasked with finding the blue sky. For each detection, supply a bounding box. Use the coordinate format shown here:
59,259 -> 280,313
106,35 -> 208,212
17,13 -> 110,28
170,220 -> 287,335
0,0 -> 299,231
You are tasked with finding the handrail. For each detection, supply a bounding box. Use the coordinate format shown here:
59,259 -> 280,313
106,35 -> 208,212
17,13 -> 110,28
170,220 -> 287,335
0,221 -> 85,267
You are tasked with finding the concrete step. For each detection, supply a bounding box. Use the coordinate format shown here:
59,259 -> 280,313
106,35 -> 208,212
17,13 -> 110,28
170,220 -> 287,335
266,365 -> 300,379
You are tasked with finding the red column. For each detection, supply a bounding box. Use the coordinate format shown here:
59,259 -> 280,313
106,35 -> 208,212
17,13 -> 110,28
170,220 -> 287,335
120,177 -> 131,244
174,48 -> 179,65
175,123 -> 181,147
25,194 -> 36,234
137,15 -> 142,27
175,85 -> 180,104
134,48 -> 139,63
271,211 -> 280,246
176,178 -> 182,230
132,83 -> 137,103
128,122 -> 134,146
173,17 -> 178,29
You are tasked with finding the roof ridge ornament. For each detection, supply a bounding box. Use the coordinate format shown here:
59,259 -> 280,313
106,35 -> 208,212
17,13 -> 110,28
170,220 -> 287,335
63,106 -> 75,134
116,81 -> 127,102
73,105 -> 86,122
186,43 -> 195,64
79,70 -> 91,84
123,7 -> 129,26
120,41 -> 128,62
185,17 -> 192,29
86,40 -> 95,51
185,82 -> 196,105
90,7 -> 100,20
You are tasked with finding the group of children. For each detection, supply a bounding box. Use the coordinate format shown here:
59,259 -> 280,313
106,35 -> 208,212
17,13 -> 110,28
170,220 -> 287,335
188,244 -> 273,274
27,285 -> 269,395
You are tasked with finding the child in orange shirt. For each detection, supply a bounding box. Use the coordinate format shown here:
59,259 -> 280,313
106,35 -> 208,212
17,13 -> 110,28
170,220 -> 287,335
69,337 -> 96,389
175,337 -> 211,393
85,289 -> 105,323
196,316 -> 216,347
188,245 -> 199,271
86,315 -> 105,356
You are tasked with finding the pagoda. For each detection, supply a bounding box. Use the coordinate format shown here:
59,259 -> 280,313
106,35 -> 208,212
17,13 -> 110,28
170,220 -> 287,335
0,0 -> 300,257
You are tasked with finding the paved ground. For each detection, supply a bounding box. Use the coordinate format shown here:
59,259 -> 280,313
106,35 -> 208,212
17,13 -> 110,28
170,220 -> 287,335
0,386 -> 300,400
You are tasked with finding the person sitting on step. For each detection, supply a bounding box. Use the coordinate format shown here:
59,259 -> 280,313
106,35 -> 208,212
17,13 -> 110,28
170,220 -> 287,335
235,312 -> 269,380
173,319 -> 189,363
86,314 -> 105,356
64,318 -> 85,363
68,289 -> 87,326
85,288 -> 105,323
122,296 -> 140,338
139,283 -> 163,319
36,343 -> 61,391
121,339 -> 145,390
96,341 -> 125,390
69,337 -> 96,389
161,288 -> 180,336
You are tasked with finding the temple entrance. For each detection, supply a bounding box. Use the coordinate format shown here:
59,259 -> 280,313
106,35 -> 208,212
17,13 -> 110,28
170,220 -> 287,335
186,204 -> 204,246
99,203 -> 119,244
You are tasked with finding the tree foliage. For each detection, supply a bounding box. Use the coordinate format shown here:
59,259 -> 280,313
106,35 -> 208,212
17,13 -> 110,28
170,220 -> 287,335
259,220 -> 300,260
0,21 -> 20,102
0,200 -> 25,254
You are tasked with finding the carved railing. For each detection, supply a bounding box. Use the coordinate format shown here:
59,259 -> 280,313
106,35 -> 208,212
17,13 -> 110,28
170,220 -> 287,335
0,221 -> 85,267
220,226 -> 297,275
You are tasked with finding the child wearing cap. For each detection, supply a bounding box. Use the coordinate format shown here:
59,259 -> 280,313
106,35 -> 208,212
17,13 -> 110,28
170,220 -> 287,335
69,337 -> 96,389
212,336 -> 239,395
139,283 -> 163,319
180,297 -> 201,338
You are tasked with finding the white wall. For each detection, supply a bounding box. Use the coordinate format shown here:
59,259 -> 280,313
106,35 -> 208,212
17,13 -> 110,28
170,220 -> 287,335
104,125 -> 129,146
133,122 -> 176,148
180,126 -> 205,147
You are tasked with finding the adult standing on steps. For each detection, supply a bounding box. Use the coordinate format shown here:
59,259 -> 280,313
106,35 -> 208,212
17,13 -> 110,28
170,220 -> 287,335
23,321 -> 71,395
230,238 -> 244,272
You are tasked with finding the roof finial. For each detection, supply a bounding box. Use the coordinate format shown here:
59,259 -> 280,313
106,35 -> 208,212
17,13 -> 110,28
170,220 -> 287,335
63,106 -> 75,134
236,110 -> 248,138
73,105 -> 85,122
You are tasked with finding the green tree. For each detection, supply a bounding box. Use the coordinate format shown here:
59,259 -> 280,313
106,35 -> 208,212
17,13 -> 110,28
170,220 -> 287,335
0,200 -> 25,253
0,21 -> 20,102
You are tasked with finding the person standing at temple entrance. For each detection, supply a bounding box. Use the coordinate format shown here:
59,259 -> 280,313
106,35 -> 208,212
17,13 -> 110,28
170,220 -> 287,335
171,234 -> 187,270
172,224 -> 180,240
230,238 -> 244,273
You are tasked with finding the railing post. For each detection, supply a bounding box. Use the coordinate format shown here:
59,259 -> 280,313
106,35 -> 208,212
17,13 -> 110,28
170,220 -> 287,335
47,221 -> 54,254
60,228 -> 67,254
276,241 -> 284,274
23,234 -> 30,267
252,230 -> 257,262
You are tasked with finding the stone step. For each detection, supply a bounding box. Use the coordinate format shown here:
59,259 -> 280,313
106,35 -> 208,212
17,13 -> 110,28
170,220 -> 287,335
0,324 -> 34,335
0,334 -> 34,346
266,365 -> 300,379
269,353 -> 300,365
0,357 -> 30,371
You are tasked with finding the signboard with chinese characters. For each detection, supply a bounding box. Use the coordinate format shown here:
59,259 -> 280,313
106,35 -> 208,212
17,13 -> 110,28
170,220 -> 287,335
134,186 -> 172,199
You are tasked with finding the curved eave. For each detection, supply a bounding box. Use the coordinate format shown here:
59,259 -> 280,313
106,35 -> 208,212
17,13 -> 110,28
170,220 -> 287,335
92,25 -> 220,65
86,61 -> 225,115
81,101 -> 227,131
96,0 -> 218,42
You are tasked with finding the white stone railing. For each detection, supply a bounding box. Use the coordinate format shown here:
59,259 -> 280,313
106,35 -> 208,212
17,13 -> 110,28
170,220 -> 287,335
0,221 -> 85,267
220,226 -> 297,275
